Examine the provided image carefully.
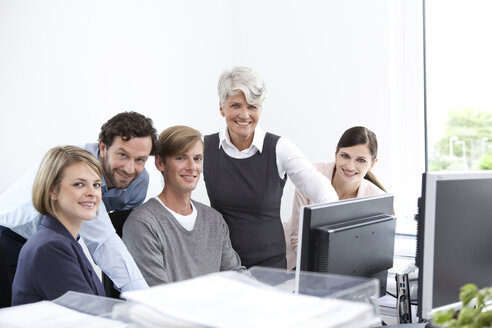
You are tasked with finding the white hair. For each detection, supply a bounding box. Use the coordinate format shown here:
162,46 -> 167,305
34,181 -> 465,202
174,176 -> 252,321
217,66 -> 266,107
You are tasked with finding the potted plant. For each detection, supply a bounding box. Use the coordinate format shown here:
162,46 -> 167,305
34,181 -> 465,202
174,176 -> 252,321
432,284 -> 492,327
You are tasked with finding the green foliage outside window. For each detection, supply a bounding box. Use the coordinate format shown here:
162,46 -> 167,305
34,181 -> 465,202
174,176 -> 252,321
479,155 -> 492,170
429,109 -> 492,171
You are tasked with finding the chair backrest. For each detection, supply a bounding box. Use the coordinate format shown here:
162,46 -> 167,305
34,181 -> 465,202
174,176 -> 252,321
103,210 -> 133,299
109,209 -> 133,238
0,227 -> 28,307
0,227 -> 27,287
0,241 -> 12,307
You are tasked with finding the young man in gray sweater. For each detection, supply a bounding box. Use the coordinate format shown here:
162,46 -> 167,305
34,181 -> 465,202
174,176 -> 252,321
122,125 -> 244,286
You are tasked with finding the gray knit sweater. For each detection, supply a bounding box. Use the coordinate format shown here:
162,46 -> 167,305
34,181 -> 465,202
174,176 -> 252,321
122,198 -> 245,286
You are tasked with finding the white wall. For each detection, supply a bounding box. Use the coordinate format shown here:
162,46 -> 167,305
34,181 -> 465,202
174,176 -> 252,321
0,0 -> 425,220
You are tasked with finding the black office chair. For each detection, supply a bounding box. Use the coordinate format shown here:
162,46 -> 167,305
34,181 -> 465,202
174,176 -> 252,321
0,242 -> 11,307
108,209 -> 133,239
0,227 -> 27,307
0,227 -> 27,288
102,209 -> 133,299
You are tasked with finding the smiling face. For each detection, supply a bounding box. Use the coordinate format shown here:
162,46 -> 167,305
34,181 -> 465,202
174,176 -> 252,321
51,162 -> 102,224
99,136 -> 152,189
156,140 -> 204,196
334,144 -> 376,186
220,92 -> 261,150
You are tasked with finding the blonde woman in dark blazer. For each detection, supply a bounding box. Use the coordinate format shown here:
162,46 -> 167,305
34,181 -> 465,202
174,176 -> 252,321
12,146 -> 105,305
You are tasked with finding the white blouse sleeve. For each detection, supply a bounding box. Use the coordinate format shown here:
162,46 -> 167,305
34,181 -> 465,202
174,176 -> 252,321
276,137 -> 338,204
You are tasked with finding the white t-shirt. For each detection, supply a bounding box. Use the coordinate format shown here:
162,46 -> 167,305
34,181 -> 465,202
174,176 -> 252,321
154,196 -> 197,231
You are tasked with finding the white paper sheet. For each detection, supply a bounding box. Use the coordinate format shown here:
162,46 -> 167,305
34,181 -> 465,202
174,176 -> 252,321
122,271 -> 374,328
0,301 -> 128,328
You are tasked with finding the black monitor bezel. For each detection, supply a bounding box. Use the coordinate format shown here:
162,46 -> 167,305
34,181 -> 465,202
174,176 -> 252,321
297,194 -> 395,289
417,171 -> 492,320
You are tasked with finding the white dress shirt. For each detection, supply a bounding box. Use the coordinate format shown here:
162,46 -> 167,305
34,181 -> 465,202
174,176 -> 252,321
218,126 -> 338,204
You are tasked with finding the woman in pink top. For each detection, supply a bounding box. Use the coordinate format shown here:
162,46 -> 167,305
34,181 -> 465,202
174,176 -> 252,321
285,126 -> 387,269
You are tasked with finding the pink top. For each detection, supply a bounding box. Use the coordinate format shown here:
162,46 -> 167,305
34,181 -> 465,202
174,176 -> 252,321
284,161 -> 386,270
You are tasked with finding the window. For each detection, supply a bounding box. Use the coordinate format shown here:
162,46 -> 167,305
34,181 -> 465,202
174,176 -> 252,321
426,0 -> 492,171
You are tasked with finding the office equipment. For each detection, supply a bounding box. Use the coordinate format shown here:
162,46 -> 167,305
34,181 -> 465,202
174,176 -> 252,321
416,171 -> 492,321
396,264 -> 418,323
298,194 -> 396,296
249,266 -> 379,304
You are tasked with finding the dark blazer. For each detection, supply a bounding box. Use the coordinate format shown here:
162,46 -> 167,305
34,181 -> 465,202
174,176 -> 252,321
11,216 -> 105,305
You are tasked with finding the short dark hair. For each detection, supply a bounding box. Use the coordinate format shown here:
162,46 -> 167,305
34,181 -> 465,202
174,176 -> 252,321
98,112 -> 158,155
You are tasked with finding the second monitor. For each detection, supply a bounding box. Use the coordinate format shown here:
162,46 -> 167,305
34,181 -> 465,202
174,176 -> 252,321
297,194 -> 396,296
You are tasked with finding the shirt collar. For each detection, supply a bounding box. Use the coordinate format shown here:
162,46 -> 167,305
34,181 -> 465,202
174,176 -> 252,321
218,125 -> 266,153
84,143 -> 109,192
101,173 -> 109,193
96,150 -> 110,192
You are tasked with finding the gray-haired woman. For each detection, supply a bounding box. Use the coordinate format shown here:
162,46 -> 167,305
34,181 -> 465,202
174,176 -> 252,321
203,66 -> 338,269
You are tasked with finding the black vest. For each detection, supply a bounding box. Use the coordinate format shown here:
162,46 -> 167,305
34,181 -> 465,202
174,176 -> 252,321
204,132 -> 287,268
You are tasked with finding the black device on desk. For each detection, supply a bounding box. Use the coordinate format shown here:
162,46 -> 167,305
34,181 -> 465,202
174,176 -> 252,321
298,194 -> 396,296
396,264 -> 418,323
416,171 -> 492,321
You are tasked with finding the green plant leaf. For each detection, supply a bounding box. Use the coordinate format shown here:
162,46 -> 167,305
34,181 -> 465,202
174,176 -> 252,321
441,318 -> 459,328
457,307 -> 478,324
432,284 -> 492,327
474,310 -> 492,326
476,293 -> 485,310
460,284 -> 479,306
433,309 -> 458,325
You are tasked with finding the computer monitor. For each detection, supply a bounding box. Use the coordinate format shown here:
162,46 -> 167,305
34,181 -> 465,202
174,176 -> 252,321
297,194 -> 396,296
416,171 -> 492,321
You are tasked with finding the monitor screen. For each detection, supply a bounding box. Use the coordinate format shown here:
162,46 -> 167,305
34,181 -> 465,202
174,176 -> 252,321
416,171 -> 492,320
297,194 -> 395,296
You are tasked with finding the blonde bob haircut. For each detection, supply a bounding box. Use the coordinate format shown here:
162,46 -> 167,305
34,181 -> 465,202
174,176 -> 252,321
218,66 -> 266,108
156,125 -> 203,162
32,145 -> 102,218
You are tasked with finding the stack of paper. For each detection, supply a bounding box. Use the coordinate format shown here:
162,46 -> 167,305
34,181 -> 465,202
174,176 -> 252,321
121,271 -> 375,328
0,301 -> 128,328
378,294 -> 396,313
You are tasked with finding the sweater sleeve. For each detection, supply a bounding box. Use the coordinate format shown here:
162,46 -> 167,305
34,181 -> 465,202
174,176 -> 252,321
122,210 -> 170,286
